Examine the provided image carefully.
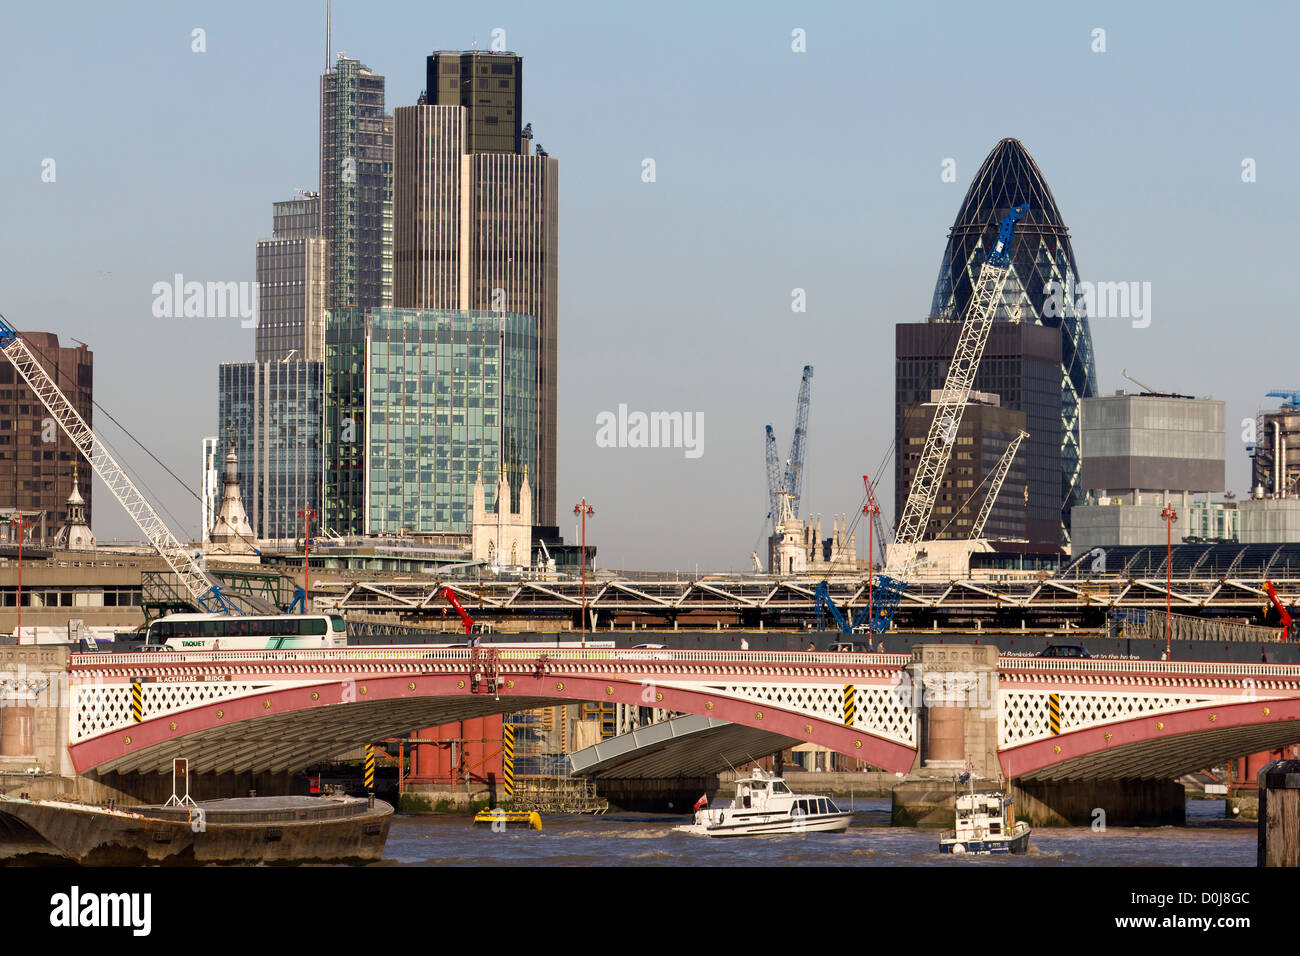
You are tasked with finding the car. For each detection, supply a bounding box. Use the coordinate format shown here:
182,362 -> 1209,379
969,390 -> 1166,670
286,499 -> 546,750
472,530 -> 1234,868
829,641 -> 874,653
1037,644 -> 1092,659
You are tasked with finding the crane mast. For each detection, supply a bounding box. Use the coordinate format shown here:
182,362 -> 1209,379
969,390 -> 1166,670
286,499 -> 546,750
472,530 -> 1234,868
764,425 -> 782,535
783,365 -> 813,518
894,204 -> 1028,546
0,315 -> 239,614
969,429 -> 1028,540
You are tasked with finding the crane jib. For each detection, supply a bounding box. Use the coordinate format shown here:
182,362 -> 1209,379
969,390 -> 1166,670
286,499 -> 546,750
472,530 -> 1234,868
0,319 -> 240,615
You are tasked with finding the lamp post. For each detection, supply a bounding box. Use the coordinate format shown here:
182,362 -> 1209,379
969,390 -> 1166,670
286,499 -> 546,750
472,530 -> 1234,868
298,509 -> 316,614
10,516 -> 28,644
863,492 -> 880,640
573,500 -> 594,646
1161,503 -> 1178,659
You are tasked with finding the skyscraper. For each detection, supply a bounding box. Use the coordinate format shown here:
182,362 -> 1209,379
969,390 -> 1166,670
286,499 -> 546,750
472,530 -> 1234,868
321,56 -> 393,312
425,51 -> 523,154
255,194 -> 327,363
218,361 -> 323,540
393,50 -> 558,526
0,332 -> 92,534
906,138 -> 1097,547
323,308 -> 537,536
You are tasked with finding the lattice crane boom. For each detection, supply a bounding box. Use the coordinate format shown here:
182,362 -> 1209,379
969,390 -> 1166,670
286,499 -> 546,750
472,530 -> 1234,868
0,315 -> 239,614
783,365 -> 813,518
894,204 -> 1028,545
863,472 -> 888,566
765,425 -> 782,534
970,429 -> 1028,540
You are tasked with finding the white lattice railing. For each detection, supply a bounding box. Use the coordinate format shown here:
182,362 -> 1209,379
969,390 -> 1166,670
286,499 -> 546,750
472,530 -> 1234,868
704,682 -> 917,746
999,688 -> 1239,747
70,680 -> 275,742
71,648 -> 914,670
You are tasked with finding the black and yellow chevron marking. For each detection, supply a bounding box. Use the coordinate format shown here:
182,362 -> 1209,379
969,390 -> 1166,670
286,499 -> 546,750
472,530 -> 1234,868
1049,693 -> 1061,736
843,685 -> 856,727
130,679 -> 143,723
503,723 -> 515,796
364,745 -> 375,790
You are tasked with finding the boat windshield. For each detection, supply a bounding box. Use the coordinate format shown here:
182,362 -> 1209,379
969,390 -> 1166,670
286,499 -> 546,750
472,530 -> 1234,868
771,781 -> 791,794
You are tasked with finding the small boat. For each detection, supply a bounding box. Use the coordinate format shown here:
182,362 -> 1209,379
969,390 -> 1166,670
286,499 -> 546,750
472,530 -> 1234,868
473,808 -> 542,830
939,777 -> 1030,855
674,769 -> 852,837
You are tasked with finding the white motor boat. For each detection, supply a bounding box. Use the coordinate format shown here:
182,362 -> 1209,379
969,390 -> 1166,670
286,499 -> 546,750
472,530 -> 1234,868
939,779 -> 1031,855
674,769 -> 853,837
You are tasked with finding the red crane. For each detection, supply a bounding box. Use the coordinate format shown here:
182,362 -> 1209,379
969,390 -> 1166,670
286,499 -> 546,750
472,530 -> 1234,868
1264,581 -> 1292,642
442,587 -> 475,635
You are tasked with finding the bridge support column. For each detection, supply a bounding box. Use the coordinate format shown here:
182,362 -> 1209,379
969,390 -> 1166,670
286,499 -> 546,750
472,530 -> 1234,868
1011,778 -> 1185,827
892,645 -> 1000,827
0,646 -> 62,774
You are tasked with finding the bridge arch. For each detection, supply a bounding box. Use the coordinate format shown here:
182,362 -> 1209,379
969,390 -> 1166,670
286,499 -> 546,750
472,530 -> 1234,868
69,663 -> 918,776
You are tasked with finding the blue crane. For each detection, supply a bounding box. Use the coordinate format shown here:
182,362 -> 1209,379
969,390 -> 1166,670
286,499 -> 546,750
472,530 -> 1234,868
764,366 -> 814,536
813,577 -> 907,635
1267,390 -> 1300,410
784,365 -> 813,519
765,425 -> 782,533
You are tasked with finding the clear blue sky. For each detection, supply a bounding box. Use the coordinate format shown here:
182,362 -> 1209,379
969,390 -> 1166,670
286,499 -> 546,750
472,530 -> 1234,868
1,0 -> 1296,570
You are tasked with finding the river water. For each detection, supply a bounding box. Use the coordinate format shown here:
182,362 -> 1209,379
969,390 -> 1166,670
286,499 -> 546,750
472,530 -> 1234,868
379,798 -> 1254,866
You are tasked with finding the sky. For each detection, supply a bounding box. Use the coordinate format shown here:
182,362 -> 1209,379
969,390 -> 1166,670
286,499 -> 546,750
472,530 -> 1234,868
1,0 -> 1297,571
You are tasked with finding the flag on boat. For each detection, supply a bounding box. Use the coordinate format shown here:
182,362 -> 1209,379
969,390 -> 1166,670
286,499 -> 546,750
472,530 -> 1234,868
694,794 -> 708,810
958,771 -> 971,783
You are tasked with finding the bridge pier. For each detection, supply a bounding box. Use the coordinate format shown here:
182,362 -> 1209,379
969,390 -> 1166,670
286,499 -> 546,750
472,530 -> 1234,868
1011,778 -> 1185,828
892,645 -> 999,827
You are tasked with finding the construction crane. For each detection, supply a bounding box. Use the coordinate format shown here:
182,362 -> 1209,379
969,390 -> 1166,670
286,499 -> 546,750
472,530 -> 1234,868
0,314 -> 242,614
442,587 -> 476,635
862,473 -> 887,567
784,365 -> 813,518
764,366 -> 813,535
1266,390 -> 1300,411
969,430 -> 1028,540
764,425 -> 782,534
813,577 -> 906,636
894,204 -> 1028,546
1264,581 -> 1293,642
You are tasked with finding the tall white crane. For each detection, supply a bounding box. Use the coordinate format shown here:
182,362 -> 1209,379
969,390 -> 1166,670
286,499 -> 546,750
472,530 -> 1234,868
0,315 -> 241,614
970,429 -> 1028,540
894,204 -> 1028,546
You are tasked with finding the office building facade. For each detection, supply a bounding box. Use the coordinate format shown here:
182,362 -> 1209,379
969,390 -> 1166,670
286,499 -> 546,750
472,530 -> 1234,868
1250,401 -> 1300,499
897,391 -> 1029,543
895,321 -> 1062,553
393,86 -> 558,526
324,308 -> 536,537
425,50 -> 524,155
321,56 -> 393,312
1069,393 -> 1226,554
255,228 -> 327,363
0,332 -> 92,533
924,138 -> 1097,545
217,361 -> 323,541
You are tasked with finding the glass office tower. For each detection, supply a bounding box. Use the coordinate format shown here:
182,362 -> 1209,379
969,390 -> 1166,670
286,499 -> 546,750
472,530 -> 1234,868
321,56 -> 393,312
324,308 -> 536,536
217,361 -> 323,540
923,138 -> 1097,545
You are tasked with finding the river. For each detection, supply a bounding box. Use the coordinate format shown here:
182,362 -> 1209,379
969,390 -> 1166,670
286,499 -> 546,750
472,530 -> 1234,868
379,797 -> 1255,866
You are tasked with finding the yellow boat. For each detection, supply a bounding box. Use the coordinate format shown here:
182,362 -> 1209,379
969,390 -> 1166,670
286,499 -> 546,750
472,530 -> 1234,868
472,809 -> 542,830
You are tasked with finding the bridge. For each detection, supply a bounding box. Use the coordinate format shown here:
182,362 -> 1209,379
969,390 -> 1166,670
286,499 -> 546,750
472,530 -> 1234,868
2,645 -> 1286,810
315,541 -> 1300,629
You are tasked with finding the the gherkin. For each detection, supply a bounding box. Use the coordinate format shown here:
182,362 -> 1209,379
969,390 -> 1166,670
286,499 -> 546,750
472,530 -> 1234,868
929,138 -> 1097,545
